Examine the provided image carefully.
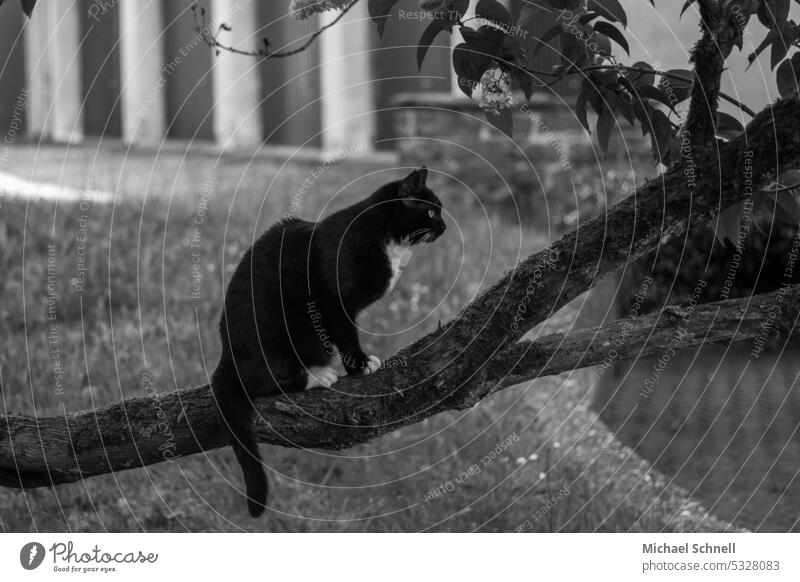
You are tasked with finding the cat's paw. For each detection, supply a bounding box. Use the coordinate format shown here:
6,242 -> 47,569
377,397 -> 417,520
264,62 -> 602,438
305,366 -> 339,390
363,355 -> 381,375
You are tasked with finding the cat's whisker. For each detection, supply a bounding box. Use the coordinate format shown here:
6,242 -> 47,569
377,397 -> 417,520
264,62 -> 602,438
407,229 -> 429,244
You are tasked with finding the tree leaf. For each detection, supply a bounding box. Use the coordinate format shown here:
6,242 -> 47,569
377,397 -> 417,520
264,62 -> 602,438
634,84 -> 679,113
680,0 -> 696,18
770,36 -> 790,70
576,91 -> 590,132
593,21 -> 629,55
587,0 -> 627,28
578,11 -> 601,25
421,0 -> 468,31
658,69 -> 693,102
449,0 -> 469,13
417,20 -> 447,70
21,0 -> 35,17
452,42 -> 491,96
500,35 -> 532,100
592,31 -> 613,57
714,202 -> 746,246
516,70 -> 534,101
548,0 -> 582,9
368,0 -> 400,38
462,25 -> 505,57
475,0 -> 512,29
662,69 -> 693,88
500,34 -> 527,66
484,108 -> 513,138
758,0 -> 790,30
765,191 -> 800,223
561,37 -> 589,68
444,0 -> 469,26
776,53 -> 800,97
518,2 -> 547,32
650,108 -> 674,163
768,169 -> 800,194
630,61 -> 655,87
532,23 -> 563,57
616,98 -> 636,127
715,111 -> 745,139
596,107 -> 613,156
747,31 -> 779,69
605,91 -> 621,113
582,78 -> 604,115
633,100 -> 654,137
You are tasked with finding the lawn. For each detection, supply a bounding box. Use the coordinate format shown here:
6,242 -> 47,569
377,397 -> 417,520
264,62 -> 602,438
0,142 -> 724,532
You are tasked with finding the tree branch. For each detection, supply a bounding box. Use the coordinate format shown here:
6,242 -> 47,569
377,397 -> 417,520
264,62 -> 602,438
2,95 -> 800,489
685,0 -> 753,148
485,284 -> 800,397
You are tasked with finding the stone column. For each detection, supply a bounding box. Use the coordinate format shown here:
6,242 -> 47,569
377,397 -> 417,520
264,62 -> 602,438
24,1 -> 83,142
210,0 -> 263,149
319,1 -> 376,153
119,0 -> 167,144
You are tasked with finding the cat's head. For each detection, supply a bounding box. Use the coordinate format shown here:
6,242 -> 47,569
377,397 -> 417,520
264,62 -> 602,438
387,167 -> 446,245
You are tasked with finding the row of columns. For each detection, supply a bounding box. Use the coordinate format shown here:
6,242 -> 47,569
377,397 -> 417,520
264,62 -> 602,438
22,0 -> 376,152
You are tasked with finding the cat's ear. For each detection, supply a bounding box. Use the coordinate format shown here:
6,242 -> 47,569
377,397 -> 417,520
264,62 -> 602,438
399,167 -> 427,199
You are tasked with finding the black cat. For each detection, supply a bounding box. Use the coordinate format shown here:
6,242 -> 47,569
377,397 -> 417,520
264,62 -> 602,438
211,167 -> 445,517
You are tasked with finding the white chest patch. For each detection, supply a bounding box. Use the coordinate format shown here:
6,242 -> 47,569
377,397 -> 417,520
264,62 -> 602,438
385,240 -> 413,292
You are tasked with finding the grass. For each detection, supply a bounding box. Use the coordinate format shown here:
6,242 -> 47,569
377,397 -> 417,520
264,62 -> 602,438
0,143 -> 725,532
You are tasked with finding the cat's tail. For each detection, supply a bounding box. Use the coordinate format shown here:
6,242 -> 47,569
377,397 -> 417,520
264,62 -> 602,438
211,360 -> 268,518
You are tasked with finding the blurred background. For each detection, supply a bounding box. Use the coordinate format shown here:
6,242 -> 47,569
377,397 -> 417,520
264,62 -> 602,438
0,0 -> 798,533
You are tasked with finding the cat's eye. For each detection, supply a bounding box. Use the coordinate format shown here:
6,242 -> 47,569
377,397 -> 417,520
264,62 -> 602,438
427,210 -> 435,218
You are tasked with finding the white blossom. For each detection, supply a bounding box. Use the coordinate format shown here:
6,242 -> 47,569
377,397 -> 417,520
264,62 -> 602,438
473,66 -> 516,115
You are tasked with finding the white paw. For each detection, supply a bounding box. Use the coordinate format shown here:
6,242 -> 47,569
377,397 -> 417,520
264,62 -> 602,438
305,366 -> 339,390
363,355 -> 381,375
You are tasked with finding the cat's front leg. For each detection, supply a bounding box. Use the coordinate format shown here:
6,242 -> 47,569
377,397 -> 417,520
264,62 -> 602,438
320,304 -> 379,376
305,365 -> 339,390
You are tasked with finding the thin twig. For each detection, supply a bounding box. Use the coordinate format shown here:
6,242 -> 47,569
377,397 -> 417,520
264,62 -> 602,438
192,0 -> 360,60
718,91 -> 757,118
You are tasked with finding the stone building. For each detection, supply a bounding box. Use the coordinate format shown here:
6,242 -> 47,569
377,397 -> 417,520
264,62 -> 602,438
0,1 -> 778,152
0,0 -> 569,153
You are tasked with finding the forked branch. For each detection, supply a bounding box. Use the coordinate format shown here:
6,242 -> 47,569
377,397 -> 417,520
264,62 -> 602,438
1,283 -> 797,489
